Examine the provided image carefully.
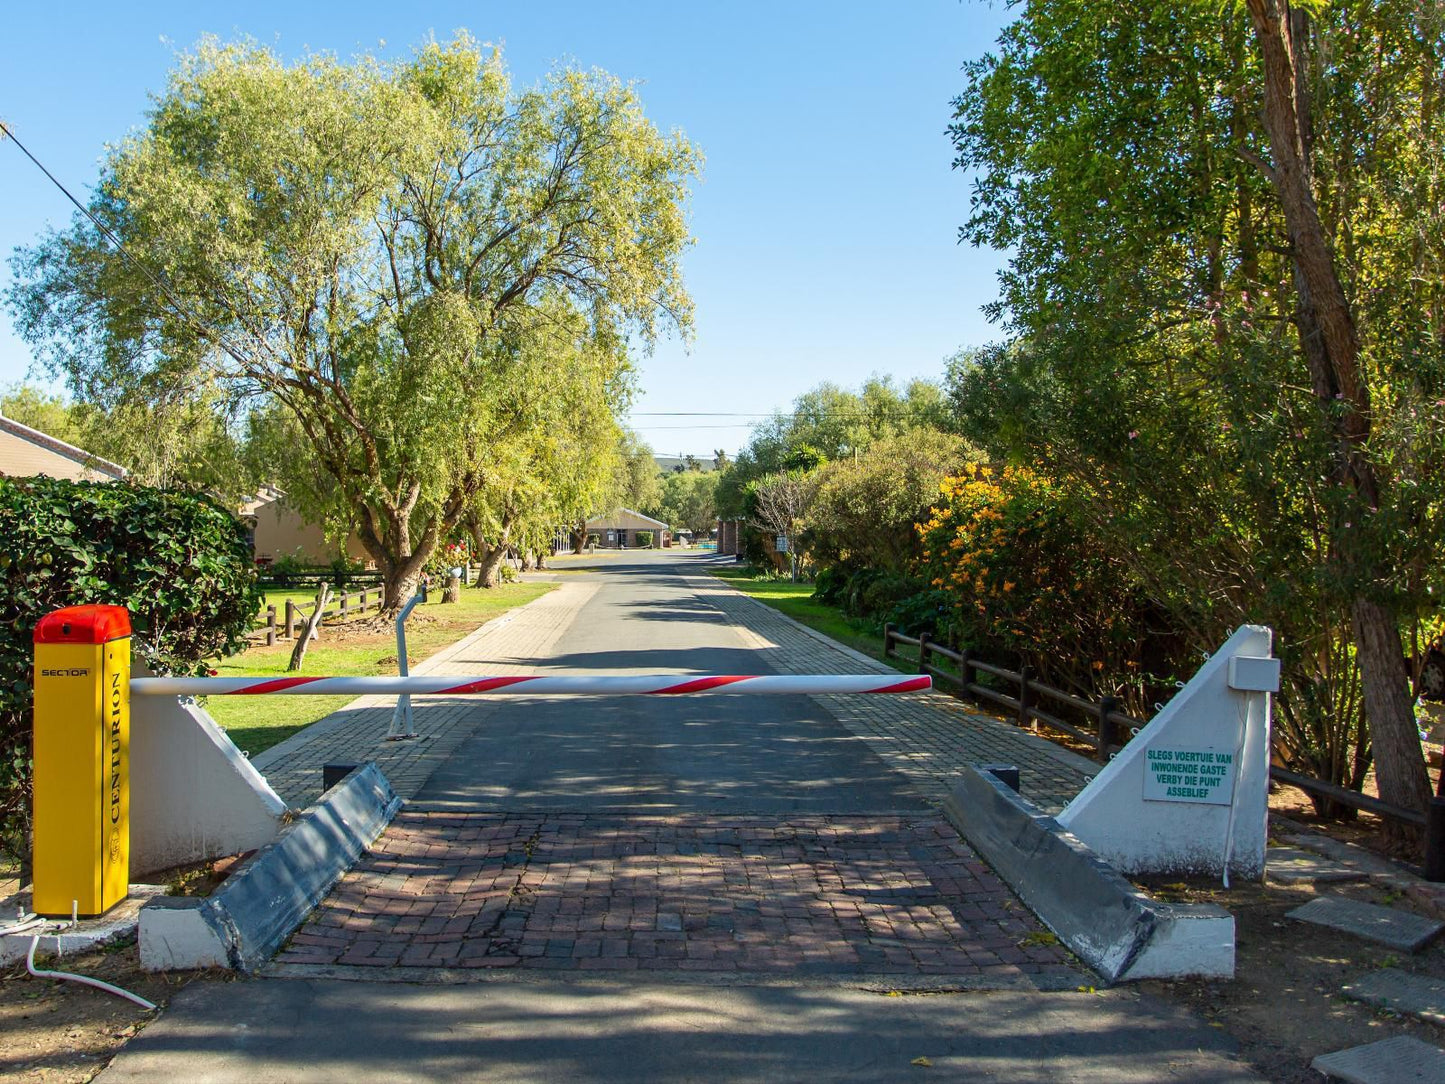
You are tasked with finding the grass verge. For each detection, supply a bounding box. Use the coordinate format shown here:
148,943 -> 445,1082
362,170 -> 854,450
704,565 -> 911,674
207,580 -> 556,757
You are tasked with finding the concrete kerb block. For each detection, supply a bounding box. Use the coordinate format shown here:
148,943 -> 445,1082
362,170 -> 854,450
140,762 -> 402,972
942,766 -> 1234,984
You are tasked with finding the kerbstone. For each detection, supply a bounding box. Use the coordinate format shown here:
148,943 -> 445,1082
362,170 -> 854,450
1288,897 -> 1444,952
1342,968 -> 1445,1024
1311,1036 -> 1445,1083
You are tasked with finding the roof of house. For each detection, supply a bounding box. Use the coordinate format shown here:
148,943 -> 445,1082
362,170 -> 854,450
0,413 -> 128,482
586,508 -> 670,531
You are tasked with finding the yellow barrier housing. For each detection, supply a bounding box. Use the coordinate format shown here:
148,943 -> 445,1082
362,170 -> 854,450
32,605 -> 132,918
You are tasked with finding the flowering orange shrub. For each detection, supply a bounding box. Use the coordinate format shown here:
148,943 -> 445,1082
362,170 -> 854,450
916,464 -> 1163,698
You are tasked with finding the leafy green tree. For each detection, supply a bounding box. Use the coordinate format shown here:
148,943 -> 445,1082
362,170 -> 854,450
808,428 -> 978,573
1,383 -> 251,500
8,36 -> 698,615
465,310 -> 628,583
949,0 -> 1445,817
716,377 -> 946,517
650,468 -> 718,536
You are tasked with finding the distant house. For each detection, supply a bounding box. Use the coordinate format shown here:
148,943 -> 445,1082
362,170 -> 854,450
586,508 -> 670,549
0,413 -> 127,482
238,485 -> 370,566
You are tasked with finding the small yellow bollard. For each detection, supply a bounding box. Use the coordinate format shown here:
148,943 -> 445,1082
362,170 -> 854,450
32,605 -> 132,918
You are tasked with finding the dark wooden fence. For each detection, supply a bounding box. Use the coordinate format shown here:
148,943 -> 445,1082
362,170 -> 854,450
883,624 -> 1443,870
884,624 -> 1146,765
247,586 -> 389,645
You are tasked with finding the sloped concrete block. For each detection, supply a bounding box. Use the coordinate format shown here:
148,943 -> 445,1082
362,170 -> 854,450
140,762 -> 401,971
130,689 -> 287,873
1267,847 -> 1369,885
1343,969 -> 1445,1025
1058,626 -> 1273,879
942,766 -> 1233,983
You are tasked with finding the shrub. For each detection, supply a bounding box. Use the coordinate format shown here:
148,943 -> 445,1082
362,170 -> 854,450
329,553 -> 364,588
0,478 -> 261,836
636,531 -> 654,548
916,464 -> 1175,704
267,552 -> 305,585
885,588 -> 951,639
812,566 -> 849,606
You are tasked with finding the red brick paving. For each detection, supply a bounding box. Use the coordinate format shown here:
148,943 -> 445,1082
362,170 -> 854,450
277,812 -> 1076,980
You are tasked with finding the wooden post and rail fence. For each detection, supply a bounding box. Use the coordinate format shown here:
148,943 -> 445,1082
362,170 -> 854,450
882,623 -> 1445,875
248,585 -> 389,646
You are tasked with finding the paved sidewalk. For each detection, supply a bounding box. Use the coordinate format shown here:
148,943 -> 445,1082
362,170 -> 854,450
689,565 -> 1099,813
252,580 -> 598,807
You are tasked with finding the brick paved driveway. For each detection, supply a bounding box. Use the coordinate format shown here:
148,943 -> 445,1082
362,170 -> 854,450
278,811 -> 1074,981
271,554 -> 1090,987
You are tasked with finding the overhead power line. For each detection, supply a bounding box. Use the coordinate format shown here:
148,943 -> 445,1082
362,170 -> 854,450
0,119 -> 263,377
628,411 -> 933,418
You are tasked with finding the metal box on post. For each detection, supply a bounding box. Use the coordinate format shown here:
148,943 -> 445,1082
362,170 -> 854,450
32,605 -> 132,918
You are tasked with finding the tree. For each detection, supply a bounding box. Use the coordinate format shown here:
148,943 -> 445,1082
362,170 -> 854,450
716,376 -> 947,518
461,305 -> 630,583
1237,0 -> 1431,823
651,468 -> 718,536
1,383 -> 251,500
749,471 -> 820,581
808,428 -> 978,573
8,36 -> 698,616
949,0 -> 1445,819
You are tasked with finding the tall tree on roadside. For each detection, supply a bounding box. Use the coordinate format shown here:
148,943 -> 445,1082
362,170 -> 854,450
949,0 -> 1445,820
1238,0 -> 1431,820
7,36 -> 698,615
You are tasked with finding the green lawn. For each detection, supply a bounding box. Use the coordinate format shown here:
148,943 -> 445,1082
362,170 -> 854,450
705,566 -> 912,675
208,580 -> 556,756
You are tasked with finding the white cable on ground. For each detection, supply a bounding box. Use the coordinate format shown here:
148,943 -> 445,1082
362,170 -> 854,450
26,935 -> 156,1010
0,915 -> 46,936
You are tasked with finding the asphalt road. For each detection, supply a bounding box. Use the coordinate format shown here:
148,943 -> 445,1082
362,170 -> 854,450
413,554 -> 928,814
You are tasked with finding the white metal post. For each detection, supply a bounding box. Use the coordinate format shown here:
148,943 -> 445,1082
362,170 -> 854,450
385,584 -> 427,740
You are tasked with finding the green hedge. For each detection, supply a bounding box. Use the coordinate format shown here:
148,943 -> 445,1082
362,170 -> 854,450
0,478 -> 261,835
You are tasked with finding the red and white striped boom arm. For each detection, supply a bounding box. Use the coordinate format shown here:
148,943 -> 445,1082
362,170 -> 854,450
130,674 -> 931,697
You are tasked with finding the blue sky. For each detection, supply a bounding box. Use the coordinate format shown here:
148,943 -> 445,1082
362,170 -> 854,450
0,2 -> 1012,457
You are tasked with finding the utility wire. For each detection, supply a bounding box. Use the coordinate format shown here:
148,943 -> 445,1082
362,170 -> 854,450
1,120 -> 260,375
628,411 -> 933,418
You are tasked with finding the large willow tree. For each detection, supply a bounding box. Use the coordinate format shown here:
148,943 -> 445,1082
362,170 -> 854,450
949,1 -> 1445,821
8,35 -> 698,613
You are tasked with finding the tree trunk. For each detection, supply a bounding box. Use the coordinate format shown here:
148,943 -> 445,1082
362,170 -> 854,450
473,540 -> 507,588
357,499 -> 438,621
536,550 -> 547,570
442,573 -> 461,604
1245,0 -> 1429,823
376,560 -> 426,619
287,583 -> 331,672
1354,597 -> 1432,818
520,551 -> 536,572
571,519 -> 588,554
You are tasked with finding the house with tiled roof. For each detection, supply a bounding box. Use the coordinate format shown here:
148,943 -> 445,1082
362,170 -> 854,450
0,413 -> 127,482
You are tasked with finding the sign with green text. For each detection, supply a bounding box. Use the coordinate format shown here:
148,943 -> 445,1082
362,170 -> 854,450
1143,746 -> 1236,805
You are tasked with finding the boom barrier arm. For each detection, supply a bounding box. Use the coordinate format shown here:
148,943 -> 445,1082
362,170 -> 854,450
131,674 -> 931,697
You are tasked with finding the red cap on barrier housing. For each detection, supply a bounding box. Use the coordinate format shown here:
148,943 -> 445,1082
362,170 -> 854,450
34,605 -> 132,645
